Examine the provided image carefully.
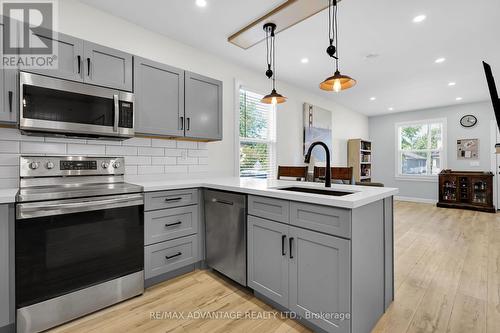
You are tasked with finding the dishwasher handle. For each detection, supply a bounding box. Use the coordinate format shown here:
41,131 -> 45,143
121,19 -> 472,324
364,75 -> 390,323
211,198 -> 234,205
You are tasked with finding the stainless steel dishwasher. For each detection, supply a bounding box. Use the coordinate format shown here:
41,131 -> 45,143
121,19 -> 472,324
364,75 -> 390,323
204,189 -> 247,286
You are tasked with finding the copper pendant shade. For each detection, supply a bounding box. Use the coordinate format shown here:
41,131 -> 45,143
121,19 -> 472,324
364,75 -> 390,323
261,23 -> 286,104
320,0 -> 356,92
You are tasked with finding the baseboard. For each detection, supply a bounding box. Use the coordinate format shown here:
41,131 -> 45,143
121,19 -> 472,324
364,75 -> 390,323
394,196 -> 437,204
0,323 -> 15,333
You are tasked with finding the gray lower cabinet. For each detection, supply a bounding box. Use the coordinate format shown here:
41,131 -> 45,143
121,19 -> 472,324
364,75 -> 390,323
288,226 -> 351,333
184,71 -> 223,140
145,205 -> 198,245
83,41 -> 133,91
134,57 -> 184,136
0,204 -> 14,331
247,216 -> 289,308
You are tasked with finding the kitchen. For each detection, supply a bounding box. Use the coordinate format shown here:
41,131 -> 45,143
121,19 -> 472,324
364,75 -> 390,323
1,1 -> 499,333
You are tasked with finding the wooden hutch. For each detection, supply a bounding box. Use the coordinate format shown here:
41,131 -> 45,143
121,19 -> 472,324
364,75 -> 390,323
437,170 -> 495,213
348,139 -> 372,182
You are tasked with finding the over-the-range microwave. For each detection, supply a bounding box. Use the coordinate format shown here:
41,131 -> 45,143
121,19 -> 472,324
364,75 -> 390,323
19,71 -> 134,139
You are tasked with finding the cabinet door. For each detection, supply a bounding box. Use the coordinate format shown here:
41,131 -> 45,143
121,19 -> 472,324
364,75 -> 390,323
0,204 -> 14,328
247,216 -> 289,308
289,226 -> 351,333
0,24 -> 12,123
25,30 -> 84,82
83,41 -> 132,91
134,57 -> 184,136
184,71 -> 222,140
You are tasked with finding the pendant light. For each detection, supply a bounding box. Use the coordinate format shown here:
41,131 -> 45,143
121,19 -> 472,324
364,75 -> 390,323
319,0 -> 356,92
261,23 -> 287,105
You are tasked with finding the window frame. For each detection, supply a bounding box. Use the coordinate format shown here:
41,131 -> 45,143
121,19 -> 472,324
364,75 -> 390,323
235,83 -> 277,179
394,118 -> 447,182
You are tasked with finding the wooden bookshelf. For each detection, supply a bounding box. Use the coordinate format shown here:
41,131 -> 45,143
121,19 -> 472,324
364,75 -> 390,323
348,139 -> 372,182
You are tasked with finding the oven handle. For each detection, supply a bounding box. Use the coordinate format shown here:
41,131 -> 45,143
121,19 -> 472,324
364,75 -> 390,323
16,193 -> 144,220
113,94 -> 119,132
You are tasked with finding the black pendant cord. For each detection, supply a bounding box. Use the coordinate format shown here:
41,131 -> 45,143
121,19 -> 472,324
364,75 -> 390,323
334,1 -> 339,72
272,28 -> 276,91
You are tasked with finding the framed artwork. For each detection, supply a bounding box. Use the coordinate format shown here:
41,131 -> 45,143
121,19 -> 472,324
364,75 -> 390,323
303,103 -> 333,162
457,139 -> 479,159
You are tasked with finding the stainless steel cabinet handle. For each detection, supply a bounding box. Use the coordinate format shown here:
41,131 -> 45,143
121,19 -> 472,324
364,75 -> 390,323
212,198 -> 233,205
180,116 -> 184,130
87,58 -> 91,76
165,221 -> 182,227
165,252 -> 182,260
77,55 -> 81,74
113,94 -> 119,132
289,237 -> 294,259
165,197 -> 182,202
282,235 -> 287,256
186,117 -> 190,131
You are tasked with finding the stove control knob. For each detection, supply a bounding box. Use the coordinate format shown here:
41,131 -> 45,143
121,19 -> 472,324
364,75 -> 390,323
113,162 -> 121,169
29,162 -> 39,170
46,161 -> 55,169
101,162 -> 110,169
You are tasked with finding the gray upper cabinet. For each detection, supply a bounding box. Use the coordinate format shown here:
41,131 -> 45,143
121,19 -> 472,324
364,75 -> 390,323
0,24 -> 17,123
184,71 -> 222,140
288,226 -> 351,333
26,31 -> 84,82
83,41 -> 133,91
247,216 -> 289,308
134,57 -> 184,136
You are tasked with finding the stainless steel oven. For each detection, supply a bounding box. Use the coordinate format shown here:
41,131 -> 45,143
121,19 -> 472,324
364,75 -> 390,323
19,71 -> 134,139
15,156 -> 144,333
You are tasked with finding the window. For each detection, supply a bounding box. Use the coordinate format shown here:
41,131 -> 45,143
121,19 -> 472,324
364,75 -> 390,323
238,88 -> 276,179
396,119 -> 446,179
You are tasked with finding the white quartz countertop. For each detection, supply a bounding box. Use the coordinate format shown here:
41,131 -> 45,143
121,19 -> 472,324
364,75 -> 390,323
0,188 -> 18,204
128,177 -> 398,209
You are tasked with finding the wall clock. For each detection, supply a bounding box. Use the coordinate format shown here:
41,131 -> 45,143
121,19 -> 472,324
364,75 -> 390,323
460,115 -> 477,128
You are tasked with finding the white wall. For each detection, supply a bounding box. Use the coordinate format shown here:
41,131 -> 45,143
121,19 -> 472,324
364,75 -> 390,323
369,101 -> 495,201
53,0 -> 367,177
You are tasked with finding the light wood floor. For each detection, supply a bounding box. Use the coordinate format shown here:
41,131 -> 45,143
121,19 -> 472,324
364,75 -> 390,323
49,201 -> 500,333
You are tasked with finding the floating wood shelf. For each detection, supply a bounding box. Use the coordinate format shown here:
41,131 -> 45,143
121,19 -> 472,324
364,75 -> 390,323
228,0 -> 342,49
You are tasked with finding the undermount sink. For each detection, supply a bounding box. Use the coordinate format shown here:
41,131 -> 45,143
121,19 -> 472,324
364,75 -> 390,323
275,187 -> 353,196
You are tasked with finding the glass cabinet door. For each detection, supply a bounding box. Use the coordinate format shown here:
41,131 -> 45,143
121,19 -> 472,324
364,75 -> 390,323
441,177 -> 457,202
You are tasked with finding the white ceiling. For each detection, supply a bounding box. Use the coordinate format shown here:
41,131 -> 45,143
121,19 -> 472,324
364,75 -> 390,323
79,0 -> 500,116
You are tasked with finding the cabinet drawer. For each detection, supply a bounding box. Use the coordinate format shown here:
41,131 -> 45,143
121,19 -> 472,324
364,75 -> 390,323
145,206 -> 198,245
145,235 -> 199,279
290,202 -> 351,238
248,195 -> 290,223
145,189 -> 198,211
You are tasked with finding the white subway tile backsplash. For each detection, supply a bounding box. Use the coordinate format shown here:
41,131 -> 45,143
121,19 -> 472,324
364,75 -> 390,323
125,165 -> 138,175
188,165 -> 209,173
122,137 -> 152,147
152,139 -> 176,148
137,165 -> 164,175
164,165 -> 189,174
197,142 -> 208,150
164,148 -> 183,157
124,156 -> 152,165
198,157 -> 208,165
177,141 -> 197,149
90,139 -> 122,146
21,142 -> 66,155
0,141 -> 20,153
0,154 -> 20,165
105,145 -> 138,156
188,149 -> 208,157
0,166 -> 18,178
0,128 -> 44,142
138,147 -> 163,156
152,156 -> 176,165
67,144 -> 106,156
177,157 -> 198,165
45,137 -> 86,144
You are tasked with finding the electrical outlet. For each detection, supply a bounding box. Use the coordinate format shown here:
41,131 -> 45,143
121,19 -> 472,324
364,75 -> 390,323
470,161 -> 480,167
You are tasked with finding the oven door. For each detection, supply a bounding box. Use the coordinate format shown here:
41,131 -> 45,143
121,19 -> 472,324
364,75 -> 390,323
15,193 -> 144,309
19,71 -> 134,138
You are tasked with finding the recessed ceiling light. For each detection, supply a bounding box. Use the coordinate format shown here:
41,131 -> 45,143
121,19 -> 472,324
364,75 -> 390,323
448,82 -> 456,86
456,97 -> 463,101
196,0 -> 207,7
370,97 -> 376,101
435,57 -> 446,64
388,107 -> 394,111
413,15 -> 427,23
300,58 -> 309,64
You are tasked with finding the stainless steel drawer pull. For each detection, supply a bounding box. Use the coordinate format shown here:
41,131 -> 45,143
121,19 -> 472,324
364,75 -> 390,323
165,252 -> 182,260
289,237 -> 294,259
213,199 -> 233,205
281,235 -> 287,256
165,197 -> 182,202
165,221 -> 182,227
